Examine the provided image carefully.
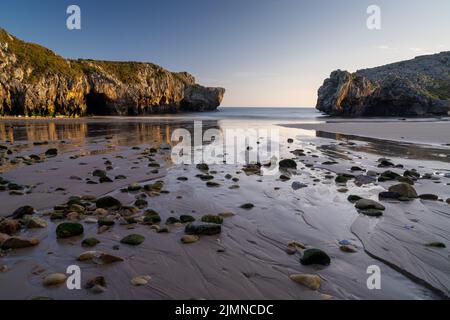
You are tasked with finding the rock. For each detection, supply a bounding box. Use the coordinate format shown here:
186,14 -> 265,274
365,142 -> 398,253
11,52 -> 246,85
279,159 -> 297,169
240,203 -> 254,210
300,248 -> 331,266
404,170 -> 420,178
288,241 -> 306,249
0,233 -> 10,245
131,275 -> 151,286
69,204 -> 85,214
292,181 -> 308,190
82,237 -> 100,248
93,252 -> 124,265
379,192 -> 401,200
335,175 -> 349,184
354,175 -> 376,186
166,217 -> 180,225
185,223 -> 221,236
206,181 -> 220,187
56,222 -> 84,238
447,198 -> 450,204
43,273 -> 66,286
99,176 -> 113,183
84,217 -> 97,224
425,242 -> 446,248
397,176 -> 414,185
127,183 -> 142,192
419,194 -> 439,201
359,209 -> 384,217
347,195 -> 363,203
120,234 -> 145,246
94,208 -> 108,216
181,235 -> 200,244
196,163 -> 209,171
388,183 -> 418,198
378,171 -> 400,182
22,216 -> 47,229
0,219 -> 20,234
93,169 -> 107,178
45,148 -> 58,157
316,53 -> 450,117
85,276 -> 106,292
355,199 -> 385,211
180,215 -> 195,223
1,237 -> 39,249
8,205 -> 34,219
289,274 -> 321,290
77,251 -> 98,261
96,196 -> 122,209
340,245 -> 357,253
201,215 -> 223,224
218,212 -> 235,218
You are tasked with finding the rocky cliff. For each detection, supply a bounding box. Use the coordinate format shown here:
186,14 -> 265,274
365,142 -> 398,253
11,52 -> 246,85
0,28 -> 225,116
316,52 -> 450,116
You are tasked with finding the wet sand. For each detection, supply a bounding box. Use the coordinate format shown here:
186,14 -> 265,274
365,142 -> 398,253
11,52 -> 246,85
1,117 -> 449,300
284,119 -> 450,145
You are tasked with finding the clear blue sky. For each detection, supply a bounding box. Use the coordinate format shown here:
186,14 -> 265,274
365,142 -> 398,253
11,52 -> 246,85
1,0 -> 449,107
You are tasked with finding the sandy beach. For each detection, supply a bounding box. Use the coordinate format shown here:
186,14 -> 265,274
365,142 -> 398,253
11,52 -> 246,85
1,114 -> 449,300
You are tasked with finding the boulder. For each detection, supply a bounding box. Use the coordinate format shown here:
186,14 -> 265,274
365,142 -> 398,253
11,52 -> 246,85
56,222 -> 84,238
388,183 -> 418,198
300,248 -> 331,266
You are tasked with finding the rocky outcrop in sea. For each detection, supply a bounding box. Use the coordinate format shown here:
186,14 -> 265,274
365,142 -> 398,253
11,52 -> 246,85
316,52 -> 450,116
0,28 -> 225,116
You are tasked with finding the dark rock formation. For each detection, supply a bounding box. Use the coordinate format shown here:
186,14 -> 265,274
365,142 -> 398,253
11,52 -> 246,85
317,52 -> 450,116
0,28 -> 225,116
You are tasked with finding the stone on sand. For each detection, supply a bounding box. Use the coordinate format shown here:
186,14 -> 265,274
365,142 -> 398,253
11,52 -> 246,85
300,248 -> 331,266
1,237 -> 39,249
181,235 -> 200,244
56,222 -> 84,238
388,183 -> 418,198
355,199 -> 385,211
0,219 -> 20,234
185,223 -> 221,236
120,234 -> 145,246
43,273 -> 67,287
289,274 -> 321,290
131,275 -> 151,286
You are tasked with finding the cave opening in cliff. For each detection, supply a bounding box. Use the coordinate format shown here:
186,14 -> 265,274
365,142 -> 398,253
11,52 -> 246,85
86,92 -> 109,115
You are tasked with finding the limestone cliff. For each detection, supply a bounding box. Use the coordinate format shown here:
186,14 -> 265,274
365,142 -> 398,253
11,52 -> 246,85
0,28 -> 225,116
316,52 -> 450,116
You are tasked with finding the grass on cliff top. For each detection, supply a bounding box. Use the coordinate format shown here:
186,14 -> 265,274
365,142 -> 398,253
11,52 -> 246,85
0,29 -> 83,82
76,59 -> 182,85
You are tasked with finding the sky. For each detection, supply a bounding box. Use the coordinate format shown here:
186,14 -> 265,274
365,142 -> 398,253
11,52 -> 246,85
1,0 -> 449,107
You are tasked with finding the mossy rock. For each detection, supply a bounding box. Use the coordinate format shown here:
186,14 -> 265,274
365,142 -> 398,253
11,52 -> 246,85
127,183 -> 142,192
335,175 -> 349,184
144,215 -> 161,224
279,159 -> 297,169
166,217 -> 180,225
95,196 -> 122,209
300,248 -> 331,266
56,222 -> 84,238
82,237 -> 100,248
98,217 -> 115,227
144,181 -> 164,192
120,234 -> 145,246
180,215 -> 195,223
134,199 -> 148,209
201,215 -> 223,225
